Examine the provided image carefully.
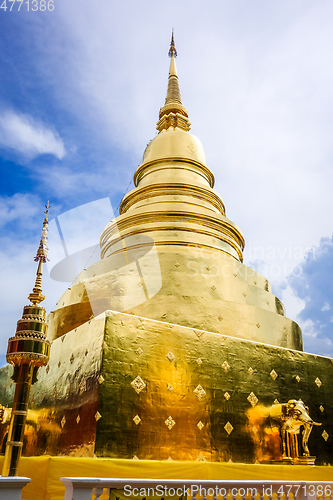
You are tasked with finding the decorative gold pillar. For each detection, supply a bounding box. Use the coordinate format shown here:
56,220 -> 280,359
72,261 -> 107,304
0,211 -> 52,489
2,204 -> 51,476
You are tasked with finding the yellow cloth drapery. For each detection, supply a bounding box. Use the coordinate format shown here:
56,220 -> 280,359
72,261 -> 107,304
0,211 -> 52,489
0,456 -> 332,500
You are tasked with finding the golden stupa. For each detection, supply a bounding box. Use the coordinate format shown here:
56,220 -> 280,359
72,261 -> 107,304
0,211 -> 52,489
0,35 -> 332,474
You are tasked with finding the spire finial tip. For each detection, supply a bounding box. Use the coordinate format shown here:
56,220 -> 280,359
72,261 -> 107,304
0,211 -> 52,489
168,30 -> 177,58
45,201 -> 51,215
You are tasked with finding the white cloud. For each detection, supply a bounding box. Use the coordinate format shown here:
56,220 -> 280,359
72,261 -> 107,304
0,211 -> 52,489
285,236 -> 333,356
0,193 -> 40,229
300,319 -> 318,338
280,285 -> 306,322
0,110 -> 65,160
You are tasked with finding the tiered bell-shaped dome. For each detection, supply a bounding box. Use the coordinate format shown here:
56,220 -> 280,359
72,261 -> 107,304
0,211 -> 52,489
101,36 -> 244,263
47,35 -> 303,353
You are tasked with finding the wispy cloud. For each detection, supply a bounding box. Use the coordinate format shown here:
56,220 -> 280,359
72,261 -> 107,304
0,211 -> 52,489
286,236 -> 333,357
0,110 -> 65,161
0,193 -> 40,229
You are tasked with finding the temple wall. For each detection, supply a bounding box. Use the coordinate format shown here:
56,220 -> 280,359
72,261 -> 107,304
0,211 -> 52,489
0,310 -> 331,464
0,315 -> 104,457
95,311 -> 332,464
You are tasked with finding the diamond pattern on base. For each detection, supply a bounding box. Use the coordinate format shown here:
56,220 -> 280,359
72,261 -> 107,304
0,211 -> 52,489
166,351 -> 175,362
322,430 -> 329,441
247,392 -> 258,407
131,375 -> 146,394
194,330 -> 204,338
165,416 -> 176,430
315,377 -> 322,388
222,361 -> 230,372
224,421 -> 234,435
196,453 -> 206,462
194,384 -> 206,401
133,415 -> 141,425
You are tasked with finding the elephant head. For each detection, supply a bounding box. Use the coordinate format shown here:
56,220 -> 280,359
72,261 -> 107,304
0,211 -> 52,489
283,400 -> 321,427
282,400 -> 321,457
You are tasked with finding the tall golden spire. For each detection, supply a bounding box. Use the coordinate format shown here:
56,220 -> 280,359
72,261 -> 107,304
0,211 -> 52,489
157,32 -> 191,133
2,204 -> 51,476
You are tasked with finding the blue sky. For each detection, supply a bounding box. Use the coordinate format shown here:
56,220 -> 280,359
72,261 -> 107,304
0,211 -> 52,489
0,0 -> 333,365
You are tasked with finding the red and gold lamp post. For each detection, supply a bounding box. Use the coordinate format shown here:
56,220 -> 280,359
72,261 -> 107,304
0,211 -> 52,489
2,204 -> 51,476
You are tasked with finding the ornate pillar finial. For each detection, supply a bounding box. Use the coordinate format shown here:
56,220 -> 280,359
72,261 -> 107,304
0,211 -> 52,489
2,204 -> 51,477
